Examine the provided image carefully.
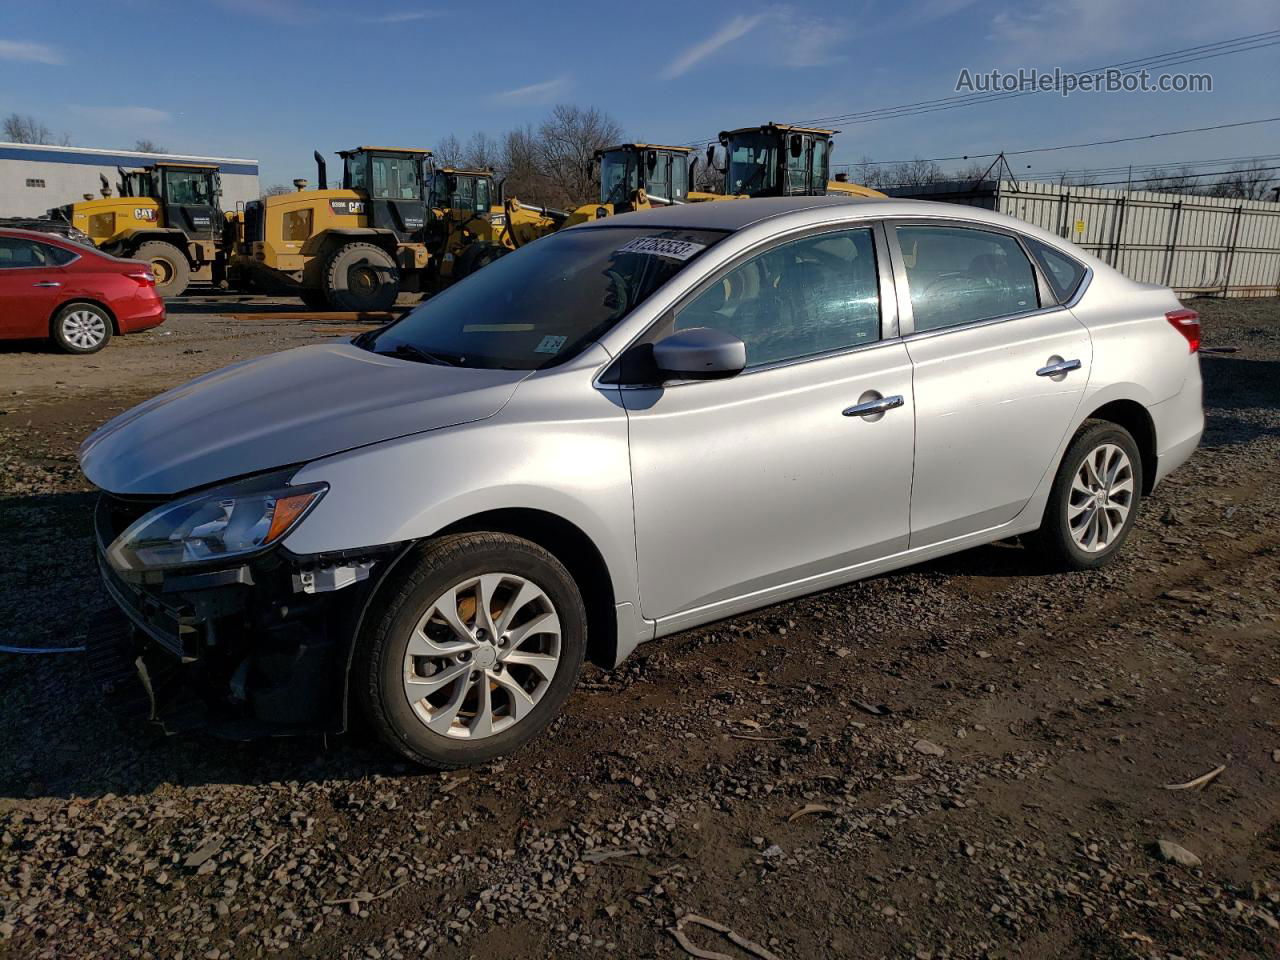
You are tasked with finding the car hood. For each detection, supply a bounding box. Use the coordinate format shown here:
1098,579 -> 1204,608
79,342 -> 529,495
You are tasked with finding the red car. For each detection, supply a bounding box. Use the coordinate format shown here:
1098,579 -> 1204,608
0,228 -> 165,354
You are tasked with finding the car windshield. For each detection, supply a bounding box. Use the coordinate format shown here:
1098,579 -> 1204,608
361,226 -> 727,370
727,134 -> 777,196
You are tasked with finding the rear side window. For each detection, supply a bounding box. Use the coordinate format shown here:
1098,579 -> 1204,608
42,243 -> 77,265
673,227 -> 881,368
896,225 -> 1039,333
1025,237 -> 1087,303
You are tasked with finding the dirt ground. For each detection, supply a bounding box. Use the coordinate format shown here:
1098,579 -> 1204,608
0,293 -> 1277,960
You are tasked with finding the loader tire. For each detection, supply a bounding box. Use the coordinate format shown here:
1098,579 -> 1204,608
455,243 -> 504,280
323,242 -> 399,312
135,241 -> 190,298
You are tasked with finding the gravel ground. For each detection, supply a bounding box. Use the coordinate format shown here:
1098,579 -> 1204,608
0,294 -> 1277,960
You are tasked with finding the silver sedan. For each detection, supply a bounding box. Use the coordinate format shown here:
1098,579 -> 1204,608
80,196 -> 1204,768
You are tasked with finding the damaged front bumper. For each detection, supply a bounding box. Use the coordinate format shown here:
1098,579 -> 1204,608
91,492 -> 397,738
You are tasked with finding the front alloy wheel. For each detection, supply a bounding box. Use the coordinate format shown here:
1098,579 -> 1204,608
357,533 -> 586,768
403,573 -> 562,739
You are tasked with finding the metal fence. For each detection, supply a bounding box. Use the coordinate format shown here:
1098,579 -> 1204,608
887,180 -> 1280,298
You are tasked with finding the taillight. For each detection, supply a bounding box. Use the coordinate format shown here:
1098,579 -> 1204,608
1166,309 -> 1200,353
125,270 -> 155,287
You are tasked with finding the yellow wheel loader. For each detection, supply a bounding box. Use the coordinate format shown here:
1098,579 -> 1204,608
51,163 -> 227,298
230,146 -> 435,311
707,123 -> 885,199
500,143 -> 697,248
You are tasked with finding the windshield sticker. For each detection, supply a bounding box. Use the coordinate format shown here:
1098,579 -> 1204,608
535,335 -> 568,354
614,236 -> 707,261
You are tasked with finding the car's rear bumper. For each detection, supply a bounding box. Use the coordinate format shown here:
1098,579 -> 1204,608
115,295 -> 166,334
1151,359 -> 1204,488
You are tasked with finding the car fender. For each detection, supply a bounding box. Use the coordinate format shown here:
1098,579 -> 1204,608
283,347 -> 639,610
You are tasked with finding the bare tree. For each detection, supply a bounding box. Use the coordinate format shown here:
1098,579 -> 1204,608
463,131 -> 501,171
884,158 -> 944,188
433,133 -> 464,168
133,139 -> 167,154
4,113 -> 69,145
262,183 -> 294,196
1206,161 -> 1277,201
534,104 -> 623,207
1142,165 -> 1200,194
500,123 -> 547,202
694,143 -> 724,194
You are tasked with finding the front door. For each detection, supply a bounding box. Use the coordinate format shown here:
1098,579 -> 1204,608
891,222 -> 1093,546
0,237 -> 65,338
620,225 -> 915,626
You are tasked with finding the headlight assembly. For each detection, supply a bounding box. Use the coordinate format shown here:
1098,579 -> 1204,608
107,480 -> 327,573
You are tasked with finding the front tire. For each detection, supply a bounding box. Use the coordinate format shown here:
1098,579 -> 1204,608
52,302 -> 112,354
323,242 -> 399,312
299,286 -> 331,311
355,533 -> 587,769
133,241 -> 190,298
1031,421 -> 1143,570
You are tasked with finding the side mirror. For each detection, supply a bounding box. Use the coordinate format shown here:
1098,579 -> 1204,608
652,327 -> 746,380
789,134 -> 803,158
706,144 -> 717,172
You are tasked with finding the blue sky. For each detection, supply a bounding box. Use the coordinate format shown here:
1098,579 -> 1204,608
1,0 -> 1278,188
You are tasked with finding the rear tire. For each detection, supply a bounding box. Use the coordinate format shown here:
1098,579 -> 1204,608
134,241 -> 190,298
323,242 -> 399,312
355,533 -> 587,769
1029,421 -> 1143,570
52,302 -> 112,354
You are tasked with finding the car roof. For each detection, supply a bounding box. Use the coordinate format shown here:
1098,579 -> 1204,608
0,227 -> 77,245
573,195 -> 961,232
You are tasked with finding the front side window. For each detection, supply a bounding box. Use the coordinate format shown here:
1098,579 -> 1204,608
726,135 -> 777,196
1025,236 -> 1087,303
475,177 -> 492,213
370,155 -> 421,200
644,152 -> 670,202
599,151 -> 636,205
0,238 -> 50,268
453,176 -> 475,211
362,227 -> 726,370
164,170 -> 213,206
896,225 -> 1039,333
784,135 -> 810,195
670,154 -> 689,200
673,227 -> 881,368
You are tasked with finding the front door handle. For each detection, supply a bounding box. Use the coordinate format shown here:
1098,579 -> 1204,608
32,281 -> 62,288
1036,358 -> 1081,378
842,394 -> 904,417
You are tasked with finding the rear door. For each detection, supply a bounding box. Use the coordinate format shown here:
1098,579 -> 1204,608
0,237 -> 65,338
890,222 -> 1092,546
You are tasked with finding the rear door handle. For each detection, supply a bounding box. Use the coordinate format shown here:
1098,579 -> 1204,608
842,394 -> 904,417
1036,358 -> 1081,377
32,281 -> 62,287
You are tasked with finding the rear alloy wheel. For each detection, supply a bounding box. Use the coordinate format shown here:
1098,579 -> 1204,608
52,302 -> 112,354
133,241 -> 190,298
323,242 -> 400,312
1031,421 -> 1143,570
357,533 -> 586,769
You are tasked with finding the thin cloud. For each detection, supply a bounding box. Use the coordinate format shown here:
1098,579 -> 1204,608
662,14 -> 765,78
773,10 -> 849,68
490,75 -> 571,104
371,9 -> 444,22
0,39 -> 64,65
71,105 -> 173,127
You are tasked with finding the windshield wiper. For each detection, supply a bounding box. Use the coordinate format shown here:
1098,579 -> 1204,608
378,343 -> 463,366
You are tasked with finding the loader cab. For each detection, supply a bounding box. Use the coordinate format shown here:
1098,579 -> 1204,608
595,144 -> 692,208
339,146 -> 430,240
152,162 -> 222,241
117,168 -> 155,199
719,124 -> 834,198
428,167 -> 497,218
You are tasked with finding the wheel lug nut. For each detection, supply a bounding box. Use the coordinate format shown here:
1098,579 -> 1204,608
475,628 -> 488,641
493,663 -> 503,674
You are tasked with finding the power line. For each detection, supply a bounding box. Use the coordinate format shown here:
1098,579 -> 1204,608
686,30 -> 1280,147
829,116 -> 1280,168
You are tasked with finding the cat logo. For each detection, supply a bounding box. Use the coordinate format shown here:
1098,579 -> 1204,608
328,199 -> 366,215
134,208 -> 158,221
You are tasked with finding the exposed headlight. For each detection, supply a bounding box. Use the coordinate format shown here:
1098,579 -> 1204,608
107,480 -> 327,573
